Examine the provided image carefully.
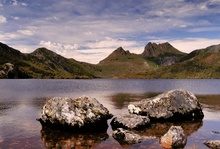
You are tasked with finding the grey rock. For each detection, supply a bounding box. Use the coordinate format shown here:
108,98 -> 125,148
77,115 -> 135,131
0,63 -> 16,78
204,140 -> 220,149
160,126 -> 187,149
128,89 -> 204,121
112,128 -> 143,144
110,114 -> 150,130
160,56 -> 179,66
37,96 -> 113,132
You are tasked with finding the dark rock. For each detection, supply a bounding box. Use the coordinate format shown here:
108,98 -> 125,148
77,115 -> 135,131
160,126 -> 187,149
204,140 -> 220,149
128,89 -> 204,121
160,56 -> 179,66
212,131 -> 220,134
37,96 -> 113,132
110,114 -> 150,130
112,128 -> 143,144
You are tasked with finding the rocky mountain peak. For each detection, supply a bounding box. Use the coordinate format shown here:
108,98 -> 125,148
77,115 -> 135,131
114,47 -> 131,55
142,42 -> 184,57
99,47 -> 131,63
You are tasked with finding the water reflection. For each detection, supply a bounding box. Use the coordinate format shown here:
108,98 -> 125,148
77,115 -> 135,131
198,95 -> 220,110
108,92 -> 159,109
137,120 -> 203,137
40,127 -> 109,149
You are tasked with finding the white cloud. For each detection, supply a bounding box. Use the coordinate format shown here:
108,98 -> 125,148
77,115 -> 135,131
21,2 -> 27,6
40,41 -> 80,56
86,37 -> 139,49
0,15 -> 7,23
0,32 -> 19,40
13,16 -> 20,20
17,30 -> 34,36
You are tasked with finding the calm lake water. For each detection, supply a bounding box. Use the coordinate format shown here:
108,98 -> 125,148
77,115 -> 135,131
0,79 -> 220,149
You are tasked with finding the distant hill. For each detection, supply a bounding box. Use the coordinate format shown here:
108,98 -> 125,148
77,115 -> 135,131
97,47 -> 153,78
1,41 -> 220,79
0,42 -> 96,78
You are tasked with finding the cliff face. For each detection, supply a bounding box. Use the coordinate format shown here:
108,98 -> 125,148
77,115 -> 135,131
141,42 -> 186,66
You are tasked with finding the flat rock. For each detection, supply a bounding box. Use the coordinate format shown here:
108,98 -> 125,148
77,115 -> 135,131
110,114 -> 150,130
37,96 -> 113,132
128,89 -> 204,121
204,140 -> 220,149
160,126 -> 187,149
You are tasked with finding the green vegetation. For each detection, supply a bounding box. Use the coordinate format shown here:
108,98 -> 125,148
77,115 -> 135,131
1,42 -> 220,79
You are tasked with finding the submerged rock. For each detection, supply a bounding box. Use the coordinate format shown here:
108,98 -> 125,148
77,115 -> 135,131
110,114 -> 150,130
128,89 -> 204,121
204,140 -> 220,149
160,126 -> 187,149
37,96 -> 113,132
112,128 -> 143,144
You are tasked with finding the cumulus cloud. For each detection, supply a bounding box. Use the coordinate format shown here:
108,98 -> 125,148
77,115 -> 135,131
40,41 -> 80,56
0,15 -> 7,23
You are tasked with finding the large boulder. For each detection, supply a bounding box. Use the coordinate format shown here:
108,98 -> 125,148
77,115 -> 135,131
128,89 -> 204,121
37,96 -> 113,132
160,126 -> 187,149
110,114 -> 150,130
204,140 -> 220,149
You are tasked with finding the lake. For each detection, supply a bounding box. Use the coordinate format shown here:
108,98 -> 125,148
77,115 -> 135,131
0,79 -> 220,148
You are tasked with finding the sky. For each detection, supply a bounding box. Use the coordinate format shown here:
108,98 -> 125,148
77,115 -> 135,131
1,0 -> 220,64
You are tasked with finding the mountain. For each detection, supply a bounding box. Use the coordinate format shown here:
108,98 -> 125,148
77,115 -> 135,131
1,42 -> 220,79
142,42 -> 186,66
0,43 -> 96,79
141,44 -> 220,79
97,47 -> 152,78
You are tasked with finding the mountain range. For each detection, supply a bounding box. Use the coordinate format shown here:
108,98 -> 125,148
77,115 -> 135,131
1,41 -> 220,79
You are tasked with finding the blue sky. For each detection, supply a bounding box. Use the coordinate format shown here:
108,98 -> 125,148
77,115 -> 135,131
1,0 -> 220,63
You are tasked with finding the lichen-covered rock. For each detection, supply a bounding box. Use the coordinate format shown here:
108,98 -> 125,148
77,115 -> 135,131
160,126 -> 187,149
110,114 -> 150,130
0,63 -> 16,78
37,96 -> 113,132
112,128 -> 143,144
128,89 -> 204,121
204,140 -> 220,149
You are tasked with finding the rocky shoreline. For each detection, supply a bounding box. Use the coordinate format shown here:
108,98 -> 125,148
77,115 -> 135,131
37,89 -> 218,148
